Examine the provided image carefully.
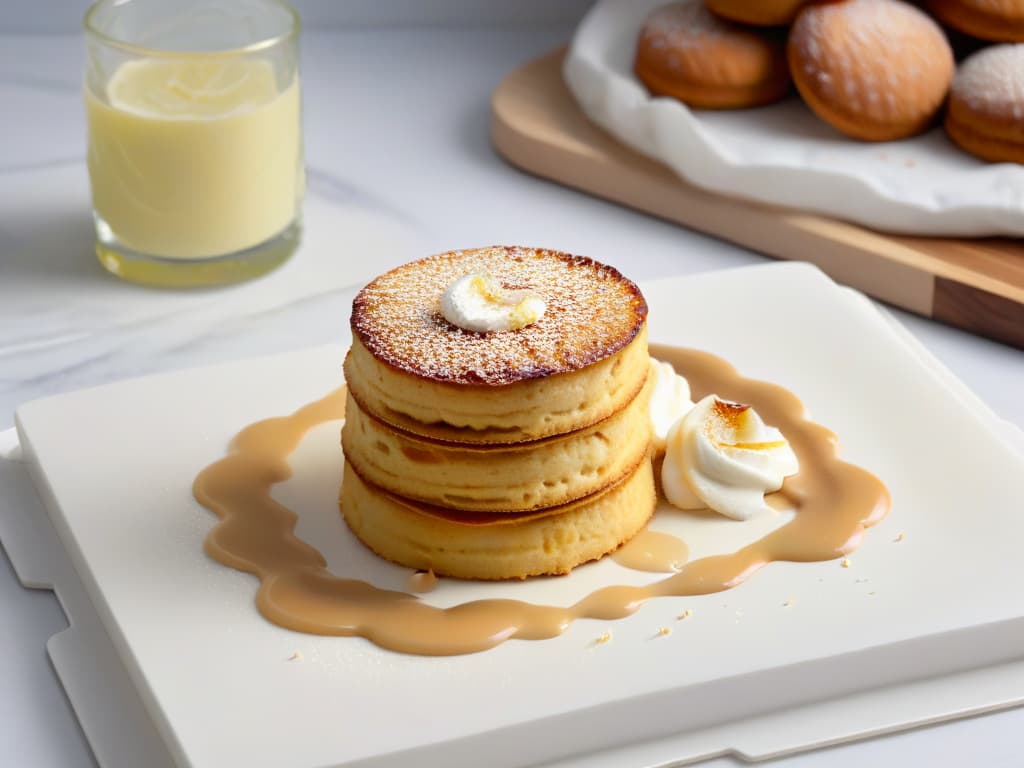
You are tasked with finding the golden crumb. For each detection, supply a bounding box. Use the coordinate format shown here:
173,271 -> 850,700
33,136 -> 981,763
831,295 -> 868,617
841,558 -> 851,568
783,596 -> 794,608
288,650 -> 303,662
657,627 -> 671,637
594,631 -> 612,646
894,533 -> 905,542
677,609 -> 692,620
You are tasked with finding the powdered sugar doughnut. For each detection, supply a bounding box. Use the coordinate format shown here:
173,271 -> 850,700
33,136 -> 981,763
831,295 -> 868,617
634,0 -> 791,109
946,44 -> 1024,163
788,0 -> 955,141
706,0 -> 807,26
928,0 -> 1024,43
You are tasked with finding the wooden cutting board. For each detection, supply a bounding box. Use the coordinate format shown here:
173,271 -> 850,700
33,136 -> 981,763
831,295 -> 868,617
490,50 -> 1024,349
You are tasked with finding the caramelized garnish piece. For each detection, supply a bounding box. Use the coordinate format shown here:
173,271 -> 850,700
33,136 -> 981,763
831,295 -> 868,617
706,399 -> 789,451
711,398 -> 751,428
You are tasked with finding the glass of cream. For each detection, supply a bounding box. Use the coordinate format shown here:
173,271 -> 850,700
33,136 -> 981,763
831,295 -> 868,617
84,0 -> 303,287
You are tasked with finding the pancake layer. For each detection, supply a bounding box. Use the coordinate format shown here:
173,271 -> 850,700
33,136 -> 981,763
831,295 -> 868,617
345,245 -> 649,443
341,458 -> 657,580
345,328 -> 648,444
342,374 -> 652,512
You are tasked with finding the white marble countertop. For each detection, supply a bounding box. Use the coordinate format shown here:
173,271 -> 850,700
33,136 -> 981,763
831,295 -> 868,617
1,21 -> 1022,768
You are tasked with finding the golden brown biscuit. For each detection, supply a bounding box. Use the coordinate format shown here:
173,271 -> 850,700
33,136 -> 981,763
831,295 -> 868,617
706,0 -> 807,26
789,0 -> 955,141
945,44 -> 1024,163
346,246 -> 649,444
340,458 -> 657,580
928,0 -> 1024,43
634,0 -> 791,109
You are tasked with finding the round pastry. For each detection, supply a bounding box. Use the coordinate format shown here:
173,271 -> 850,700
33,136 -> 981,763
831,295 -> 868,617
705,0 -> 807,26
340,457 -> 657,580
927,0 -> 1024,43
788,0 -> 955,141
345,246 -> 649,444
945,44 -> 1024,163
342,374 -> 652,513
633,0 -> 791,109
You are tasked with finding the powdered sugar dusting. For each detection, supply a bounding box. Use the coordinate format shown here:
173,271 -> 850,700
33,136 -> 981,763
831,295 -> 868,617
640,0 -> 728,52
953,44 -> 1024,119
351,246 -> 648,385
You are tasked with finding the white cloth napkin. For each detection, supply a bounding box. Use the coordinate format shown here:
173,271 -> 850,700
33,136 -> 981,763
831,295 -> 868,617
565,0 -> 1024,236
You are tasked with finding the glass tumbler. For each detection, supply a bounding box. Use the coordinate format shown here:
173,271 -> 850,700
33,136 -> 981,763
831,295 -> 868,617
84,0 -> 303,287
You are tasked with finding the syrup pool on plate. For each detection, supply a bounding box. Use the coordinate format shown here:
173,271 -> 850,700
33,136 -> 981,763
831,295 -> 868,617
194,345 -> 891,656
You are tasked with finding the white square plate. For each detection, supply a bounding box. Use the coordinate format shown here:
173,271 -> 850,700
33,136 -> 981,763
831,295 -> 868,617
13,263 -> 1024,768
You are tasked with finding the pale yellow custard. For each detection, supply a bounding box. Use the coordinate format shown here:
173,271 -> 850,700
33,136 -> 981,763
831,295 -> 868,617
86,57 -> 302,259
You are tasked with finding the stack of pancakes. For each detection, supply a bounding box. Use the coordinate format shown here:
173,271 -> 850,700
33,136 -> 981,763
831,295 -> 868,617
340,246 -> 655,580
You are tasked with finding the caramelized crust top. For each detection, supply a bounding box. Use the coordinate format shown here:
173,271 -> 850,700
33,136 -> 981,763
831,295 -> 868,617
350,246 -> 648,385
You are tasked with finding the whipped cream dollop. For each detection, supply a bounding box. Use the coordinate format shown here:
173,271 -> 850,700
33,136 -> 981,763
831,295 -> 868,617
662,394 -> 799,520
648,358 -> 694,452
440,272 -> 546,333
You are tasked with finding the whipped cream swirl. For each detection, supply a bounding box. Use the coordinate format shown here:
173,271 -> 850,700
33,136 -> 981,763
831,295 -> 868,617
440,272 -> 546,333
648,358 -> 694,452
662,394 -> 798,520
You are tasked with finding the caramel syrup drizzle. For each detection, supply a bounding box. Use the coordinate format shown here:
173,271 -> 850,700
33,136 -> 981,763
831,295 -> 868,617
193,345 -> 889,656
611,529 -> 690,573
